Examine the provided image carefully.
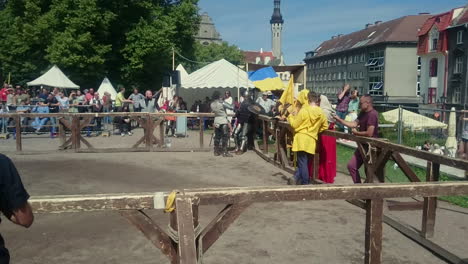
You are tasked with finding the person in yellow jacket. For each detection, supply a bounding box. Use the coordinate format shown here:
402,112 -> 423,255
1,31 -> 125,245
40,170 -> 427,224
286,90 -> 328,185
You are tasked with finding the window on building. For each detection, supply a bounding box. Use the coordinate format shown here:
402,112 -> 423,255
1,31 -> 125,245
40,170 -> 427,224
354,55 -> 359,63
328,73 -> 331,81
455,56 -> 463,74
349,72 -> 353,80
338,72 -> 342,80
429,58 -> 438,77
328,60 -> 332,67
417,75 -> 421,96
324,61 -> 328,68
457,30 -> 463,44
429,27 -> 439,51
343,57 -> 347,65
453,87 -> 461,104
360,72 -> 364,79
343,72 -> 347,80
366,51 -> 385,72
333,59 -> 337,66
348,56 -> 353,64
369,76 -> 384,96
428,87 -> 437,104
311,63 -> 314,69
332,73 -> 336,80
319,62 -> 323,68
354,72 -> 358,79
338,58 -> 342,65
360,54 -> 366,62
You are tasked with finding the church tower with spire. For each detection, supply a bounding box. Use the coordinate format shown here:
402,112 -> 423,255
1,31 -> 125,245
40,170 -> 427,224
270,0 -> 284,64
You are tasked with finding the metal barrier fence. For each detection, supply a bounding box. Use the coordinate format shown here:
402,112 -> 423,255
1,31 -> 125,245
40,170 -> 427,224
372,104 -> 466,156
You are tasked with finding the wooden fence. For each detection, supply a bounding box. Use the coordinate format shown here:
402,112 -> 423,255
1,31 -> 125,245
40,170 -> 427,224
9,113 -> 468,263
30,182 -> 468,264
0,112 -> 215,153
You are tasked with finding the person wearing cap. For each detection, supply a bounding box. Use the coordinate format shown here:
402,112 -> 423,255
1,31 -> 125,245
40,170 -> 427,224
256,91 -> 275,116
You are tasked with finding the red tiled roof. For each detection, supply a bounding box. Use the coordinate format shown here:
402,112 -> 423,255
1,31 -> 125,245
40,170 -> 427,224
311,15 -> 430,58
418,11 -> 453,36
417,8 -> 463,55
453,5 -> 468,25
243,51 -> 275,64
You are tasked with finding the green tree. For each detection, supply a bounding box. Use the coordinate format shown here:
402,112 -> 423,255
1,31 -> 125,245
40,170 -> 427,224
0,0 -> 200,89
188,41 -> 244,72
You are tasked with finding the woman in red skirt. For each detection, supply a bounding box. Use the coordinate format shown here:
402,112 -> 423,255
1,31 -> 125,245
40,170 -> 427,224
309,95 -> 336,183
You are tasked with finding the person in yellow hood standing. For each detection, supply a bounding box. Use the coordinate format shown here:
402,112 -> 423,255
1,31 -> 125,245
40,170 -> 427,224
286,90 -> 328,185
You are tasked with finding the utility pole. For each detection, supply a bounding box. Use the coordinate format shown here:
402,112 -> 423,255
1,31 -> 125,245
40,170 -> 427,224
172,47 -> 175,71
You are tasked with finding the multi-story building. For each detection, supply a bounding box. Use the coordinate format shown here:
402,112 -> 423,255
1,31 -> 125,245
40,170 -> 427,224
447,6 -> 468,109
304,14 -> 430,104
417,8 -> 464,106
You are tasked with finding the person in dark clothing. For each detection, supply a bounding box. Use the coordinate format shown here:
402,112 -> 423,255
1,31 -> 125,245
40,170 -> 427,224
44,93 -> 60,136
119,104 -> 133,137
233,91 -> 253,154
0,154 -> 34,263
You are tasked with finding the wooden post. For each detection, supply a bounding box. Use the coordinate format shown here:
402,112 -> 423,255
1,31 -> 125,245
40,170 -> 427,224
70,116 -> 79,151
199,119 -> 204,149
365,198 -> 384,264
275,128 -> 280,164
312,154 -> 319,182
175,197 -> 198,264
170,210 -> 180,264
262,120 -> 268,154
15,116 -> 22,151
59,118 -> 66,147
71,116 -> 79,150
159,120 -> 165,148
145,115 -> 153,150
422,161 -> 440,238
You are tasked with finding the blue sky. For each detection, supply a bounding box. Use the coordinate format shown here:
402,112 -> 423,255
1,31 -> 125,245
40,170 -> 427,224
198,0 -> 467,64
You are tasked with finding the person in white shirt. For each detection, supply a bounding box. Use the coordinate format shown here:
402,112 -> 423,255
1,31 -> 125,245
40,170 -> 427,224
224,91 -> 235,123
256,91 -> 275,116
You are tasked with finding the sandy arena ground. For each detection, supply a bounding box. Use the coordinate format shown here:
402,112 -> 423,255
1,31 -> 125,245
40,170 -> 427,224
0,149 -> 467,264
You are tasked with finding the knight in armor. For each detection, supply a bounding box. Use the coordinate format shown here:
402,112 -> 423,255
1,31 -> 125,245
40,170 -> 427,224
210,91 -> 234,157
233,91 -> 253,155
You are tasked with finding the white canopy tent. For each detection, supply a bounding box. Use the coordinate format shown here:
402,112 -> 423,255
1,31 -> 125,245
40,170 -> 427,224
179,59 -> 255,109
97,77 -> 118,100
176,64 -> 189,86
382,108 -> 448,130
27,65 -> 79,89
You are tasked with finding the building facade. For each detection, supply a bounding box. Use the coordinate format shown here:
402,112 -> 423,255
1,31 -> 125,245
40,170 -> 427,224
417,8 -> 463,106
195,12 -> 222,46
447,6 -> 468,109
304,15 -> 430,104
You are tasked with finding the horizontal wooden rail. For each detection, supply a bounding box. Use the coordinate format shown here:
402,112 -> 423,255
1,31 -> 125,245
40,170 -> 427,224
29,182 -> 468,213
0,112 -> 219,118
258,116 -> 468,171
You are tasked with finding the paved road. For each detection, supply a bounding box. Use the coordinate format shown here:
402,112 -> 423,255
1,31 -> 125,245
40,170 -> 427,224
1,151 -> 466,263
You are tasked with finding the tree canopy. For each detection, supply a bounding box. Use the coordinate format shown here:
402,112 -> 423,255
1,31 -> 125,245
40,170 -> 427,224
0,0 -> 199,90
185,41 -> 244,72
